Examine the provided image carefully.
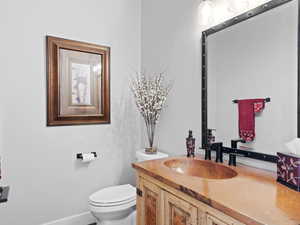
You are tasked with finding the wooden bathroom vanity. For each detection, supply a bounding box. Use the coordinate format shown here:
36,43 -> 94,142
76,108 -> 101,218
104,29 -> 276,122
132,156 -> 300,225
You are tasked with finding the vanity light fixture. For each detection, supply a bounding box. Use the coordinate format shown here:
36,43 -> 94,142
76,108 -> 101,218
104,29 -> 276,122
198,0 -> 215,27
263,3 -> 269,8
228,0 -> 250,13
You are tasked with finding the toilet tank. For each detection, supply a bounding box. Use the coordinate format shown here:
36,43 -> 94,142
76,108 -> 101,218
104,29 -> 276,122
136,150 -> 169,162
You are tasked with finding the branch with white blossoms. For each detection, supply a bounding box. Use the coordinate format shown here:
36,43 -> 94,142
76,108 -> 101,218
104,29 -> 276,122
130,72 -> 172,148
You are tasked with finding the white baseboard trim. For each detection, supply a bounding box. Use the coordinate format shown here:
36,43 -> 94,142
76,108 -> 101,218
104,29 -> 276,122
41,211 -> 96,225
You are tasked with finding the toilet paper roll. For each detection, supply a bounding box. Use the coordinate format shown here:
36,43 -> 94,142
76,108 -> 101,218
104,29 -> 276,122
82,153 -> 96,163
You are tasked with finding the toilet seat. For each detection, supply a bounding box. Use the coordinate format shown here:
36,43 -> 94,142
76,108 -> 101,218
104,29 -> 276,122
89,198 -> 136,213
90,196 -> 136,207
89,184 -> 136,210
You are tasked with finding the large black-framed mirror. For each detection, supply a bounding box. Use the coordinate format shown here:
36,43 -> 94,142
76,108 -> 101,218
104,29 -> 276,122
201,0 -> 299,163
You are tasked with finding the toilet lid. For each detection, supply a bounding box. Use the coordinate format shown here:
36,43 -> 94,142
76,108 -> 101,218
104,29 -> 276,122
89,184 -> 136,205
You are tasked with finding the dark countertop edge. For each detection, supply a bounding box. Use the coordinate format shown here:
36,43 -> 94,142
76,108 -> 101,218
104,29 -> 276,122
132,163 -> 264,225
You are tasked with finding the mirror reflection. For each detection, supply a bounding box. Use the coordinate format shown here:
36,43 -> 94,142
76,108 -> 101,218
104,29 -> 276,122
207,0 -> 298,155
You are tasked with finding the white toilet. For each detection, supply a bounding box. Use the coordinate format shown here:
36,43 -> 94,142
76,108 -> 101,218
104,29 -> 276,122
89,150 -> 168,225
135,150 -> 169,162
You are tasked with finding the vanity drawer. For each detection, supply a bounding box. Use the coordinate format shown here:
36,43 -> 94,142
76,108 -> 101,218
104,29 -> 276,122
206,214 -> 231,225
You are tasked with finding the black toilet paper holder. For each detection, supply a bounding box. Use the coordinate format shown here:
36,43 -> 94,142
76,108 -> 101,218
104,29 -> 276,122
76,152 -> 97,160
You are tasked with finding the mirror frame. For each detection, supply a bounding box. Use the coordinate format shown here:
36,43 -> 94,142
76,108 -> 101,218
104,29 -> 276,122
201,0 -> 299,162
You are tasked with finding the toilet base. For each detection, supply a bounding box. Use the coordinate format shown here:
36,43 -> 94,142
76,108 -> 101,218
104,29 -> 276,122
93,208 -> 136,225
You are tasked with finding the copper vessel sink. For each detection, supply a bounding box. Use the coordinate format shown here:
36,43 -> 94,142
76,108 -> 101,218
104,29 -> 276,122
163,158 -> 238,180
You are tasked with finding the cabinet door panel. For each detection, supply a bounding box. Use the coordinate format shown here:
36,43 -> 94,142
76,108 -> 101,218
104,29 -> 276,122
139,178 -> 163,225
165,192 -> 198,225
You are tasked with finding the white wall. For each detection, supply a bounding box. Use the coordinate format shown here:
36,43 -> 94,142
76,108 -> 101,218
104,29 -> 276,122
0,0 -> 141,224
207,1 -> 298,155
141,0 -> 202,156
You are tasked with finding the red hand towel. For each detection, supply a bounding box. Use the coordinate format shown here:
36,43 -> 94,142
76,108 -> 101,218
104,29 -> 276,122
238,99 -> 265,142
254,100 -> 265,113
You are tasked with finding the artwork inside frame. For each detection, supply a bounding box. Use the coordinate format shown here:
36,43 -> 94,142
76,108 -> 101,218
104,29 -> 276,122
47,36 -> 110,126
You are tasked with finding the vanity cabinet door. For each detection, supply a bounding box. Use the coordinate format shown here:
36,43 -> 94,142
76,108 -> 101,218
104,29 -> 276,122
164,192 -> 198,225
138,178 -> 163,225
206,214 -> 230,225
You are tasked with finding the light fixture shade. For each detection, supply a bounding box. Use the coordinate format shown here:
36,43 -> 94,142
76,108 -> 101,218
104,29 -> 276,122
228,0 -> 250,13
198,0 -> 214,27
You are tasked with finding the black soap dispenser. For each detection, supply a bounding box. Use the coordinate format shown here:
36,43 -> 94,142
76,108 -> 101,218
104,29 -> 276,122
186,130 -> 195,157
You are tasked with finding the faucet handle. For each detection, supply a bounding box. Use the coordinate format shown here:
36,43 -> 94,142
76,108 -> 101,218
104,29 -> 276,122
214,142 -> 223,163
204,148 -> 211,160
229,154 -> 237,166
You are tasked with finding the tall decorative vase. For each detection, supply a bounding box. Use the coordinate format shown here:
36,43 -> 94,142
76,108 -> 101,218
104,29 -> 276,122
130,72 -> 172,155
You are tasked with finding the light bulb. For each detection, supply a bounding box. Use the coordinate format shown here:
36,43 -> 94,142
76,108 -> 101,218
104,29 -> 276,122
198,0 -> 214,27
228,0 -> 250,13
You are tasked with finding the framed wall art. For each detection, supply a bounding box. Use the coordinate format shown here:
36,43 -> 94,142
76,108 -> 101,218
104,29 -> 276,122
46,36 -> 110,126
